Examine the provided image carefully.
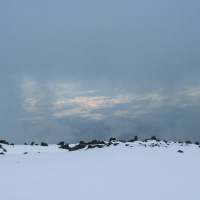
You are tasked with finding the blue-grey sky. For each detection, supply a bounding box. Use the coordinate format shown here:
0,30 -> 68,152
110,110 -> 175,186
1,0 -> 200,143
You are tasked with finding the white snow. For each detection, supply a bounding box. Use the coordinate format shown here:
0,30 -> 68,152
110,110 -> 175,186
1,141 -> 200,200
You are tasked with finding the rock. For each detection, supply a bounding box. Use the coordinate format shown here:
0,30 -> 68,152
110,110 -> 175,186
59,144 -> 70,150
178,150 -> 184,153
107,141 -> 112,146
150,143 -> 155,147
69,143 -> 86,151
24,143 -> 27,145
87,144 -> 95,149
0,152 -> 4,155
0,140 -> 9,145
57,141 -> 65,146
195,142 -> 199,145
151,136 -> 157,140
88,140 -> 105,145
79,141 -> 86,145
129,136 -> 138,142
109,138 -> 116,141
31,142 -> 34,146
89,144 -> 104,149
41,142 -> 48,146
185,141 -> 192,144
3,148 -> 7,152
23,152 -> 28,154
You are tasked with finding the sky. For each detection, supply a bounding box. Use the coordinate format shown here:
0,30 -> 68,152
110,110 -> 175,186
0,0 -> 200,144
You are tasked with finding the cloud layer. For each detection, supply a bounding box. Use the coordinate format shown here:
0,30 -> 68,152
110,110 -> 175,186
12,76 -> 200,143
0,1 -> 200,143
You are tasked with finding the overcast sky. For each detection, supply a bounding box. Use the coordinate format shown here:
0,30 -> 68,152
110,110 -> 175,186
1,1 -> 200,143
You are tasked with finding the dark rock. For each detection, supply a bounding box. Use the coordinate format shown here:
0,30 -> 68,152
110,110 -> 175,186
113,143 -> 118,146
185,141 -> 192,144
107,142 -> 112,146
195,142 -> 199,145
79,141 -> 86,145
88,140 -> 105,145
3,148 -> 7,152
41,142 -> 48,146
88,144 -> 104,149
151,136 -> 157,140
35,144 -> 38,146
87,144 -> 95,149
129,136 -> 138,142
0,140 -> 9,145
57,141 -> 65,146
0,144 -> 2,148
119,140 -> 126,143
178,150 -> 184,153
23,152 -> 28,154
0,152 -> 4,155
24,143 -> 27,145
109,138 -> 116,141
31,142 -> 34,146
150,143 -> 155,147
59,143 -> 70,150
69,143 -> 86,151
10,143 -> 14,146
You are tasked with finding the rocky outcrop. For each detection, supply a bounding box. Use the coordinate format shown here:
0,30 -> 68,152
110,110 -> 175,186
0,140 -> 9,145
41,142 -> 48,146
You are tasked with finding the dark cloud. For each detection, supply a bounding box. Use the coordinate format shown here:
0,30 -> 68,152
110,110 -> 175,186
0,1 -> 200,143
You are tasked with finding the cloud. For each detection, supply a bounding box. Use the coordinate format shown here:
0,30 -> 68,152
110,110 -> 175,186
1,1 -> 200,143
18,76 -> 200,124
2,74 -> 200,144
19,77 -> 166,121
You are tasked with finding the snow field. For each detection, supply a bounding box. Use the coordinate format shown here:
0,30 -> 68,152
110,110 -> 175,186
1,141 -> 200,200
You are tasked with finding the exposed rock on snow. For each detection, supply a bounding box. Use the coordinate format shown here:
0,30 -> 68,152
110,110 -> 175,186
0,138 -> 200,155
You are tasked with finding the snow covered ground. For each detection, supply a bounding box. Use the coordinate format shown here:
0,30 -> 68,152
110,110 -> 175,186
1,140 -> 200,200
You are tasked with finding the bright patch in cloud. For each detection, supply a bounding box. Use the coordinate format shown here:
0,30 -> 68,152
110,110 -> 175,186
18,76 -> 200,123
